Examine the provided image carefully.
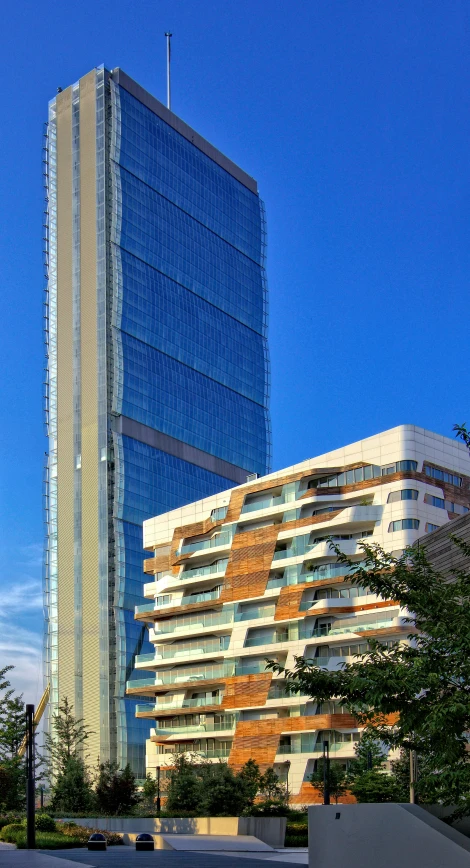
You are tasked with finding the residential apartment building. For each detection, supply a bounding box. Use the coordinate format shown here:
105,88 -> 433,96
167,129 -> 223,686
127,425 -> 470,801
43,65 -> 270,774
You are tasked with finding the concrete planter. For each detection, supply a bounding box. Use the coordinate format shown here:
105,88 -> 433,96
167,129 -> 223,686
61,816 -> 286,848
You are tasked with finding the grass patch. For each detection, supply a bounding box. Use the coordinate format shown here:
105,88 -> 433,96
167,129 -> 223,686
285,817 -> 308,847
16,832 -> 84,849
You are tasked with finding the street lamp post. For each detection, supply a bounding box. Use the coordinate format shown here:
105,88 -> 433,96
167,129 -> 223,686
285,760 -> 291,804
156,766 -> 161,814
26,704 -> 36,849
323,740 -> 330,806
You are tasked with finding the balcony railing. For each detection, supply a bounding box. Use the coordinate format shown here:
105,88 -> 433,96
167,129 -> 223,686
128,657 -> 276,692
180,560 -> 228,580
179,532 -> 233,555
300,619 -> 396,641
136,637 -> 230,665
155,717 -> 237,735
181,588 -> 221,605
136,695 -> 223,715
154,609 -> 233,635
241,494 -> 290,514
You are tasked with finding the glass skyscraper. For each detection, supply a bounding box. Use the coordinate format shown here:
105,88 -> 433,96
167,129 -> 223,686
44,65 -> 270,774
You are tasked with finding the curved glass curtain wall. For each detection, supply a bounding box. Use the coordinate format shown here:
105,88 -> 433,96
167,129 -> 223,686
108,83 -> 270,773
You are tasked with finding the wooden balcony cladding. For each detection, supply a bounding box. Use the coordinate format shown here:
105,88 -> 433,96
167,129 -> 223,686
221,673 -> 272,710
274,591 -> 398,623
228,712 -> 357,767
290,781 -> 356,804
218,524 -> 280,604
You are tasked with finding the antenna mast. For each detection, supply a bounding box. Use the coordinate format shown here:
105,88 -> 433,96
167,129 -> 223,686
165,32 -> 172,110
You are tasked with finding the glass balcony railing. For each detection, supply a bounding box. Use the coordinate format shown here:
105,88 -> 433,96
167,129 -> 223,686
241,494 -> 291,514
138,696 -> 223,715
154,609 -> 233,635
277,742 -> 347,755
181,588 -> 221,606
244,632 -> 290,648
179,532 -> 233,555
136,638 -> 230,665
135,602 -> 157,615
300,619 -> 395,641
155,717 -> 237,735
136,703 -> 157,714
180,560 -> 228,580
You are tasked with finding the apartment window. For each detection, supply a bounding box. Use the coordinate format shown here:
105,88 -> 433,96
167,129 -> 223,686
155,594 -> 171,607
425,523 -> 440,533
388,519 -> 420,532
424,465 -> 462,487
387,489 -> 419,503
395,460 -> 418,472
424,493 -> 469,514
211,506 -> 228,521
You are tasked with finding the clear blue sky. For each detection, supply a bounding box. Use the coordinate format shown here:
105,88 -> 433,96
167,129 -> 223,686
1,0 -> 469,700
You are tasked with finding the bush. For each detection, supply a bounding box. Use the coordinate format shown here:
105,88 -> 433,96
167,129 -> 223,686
285,818 -> 308,847
16,832 -> 84,849
31,814 -> 57,832
0,823 -> 25,842
57,822 -> 123,845
0,815 -> 22,830
247,799 -> 290,817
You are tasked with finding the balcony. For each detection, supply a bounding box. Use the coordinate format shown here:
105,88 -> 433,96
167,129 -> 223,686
179,532 -> 233,555
153,609 -> 233,636
135,637 -> 230,666
300,618 -> 396,641
241,494 -> 290,515
154,717 -> 237,736
181,588 -> 221,606
135,695 -> 223,715
180,559 -> 228,581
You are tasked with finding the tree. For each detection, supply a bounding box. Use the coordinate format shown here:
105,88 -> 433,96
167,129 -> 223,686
43,696 -> 95,812
267,534 -> 470,818
165,753 -> 205,815
44,696 -> 92,777
310,759 -> 349,804
349,769 -> 405,803
238,759 -> 261,807
348,731 -> 387,776
259,767 -> 285,800
201,763 -> 250,816
49,755 -> 95,813
141,773 -> 158,808
95,761 -> 139,815
0,668 -> 27,811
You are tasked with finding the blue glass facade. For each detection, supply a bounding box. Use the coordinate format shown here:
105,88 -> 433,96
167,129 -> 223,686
107,78 -> 270,774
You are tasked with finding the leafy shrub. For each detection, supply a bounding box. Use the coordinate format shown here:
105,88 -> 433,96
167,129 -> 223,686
0,815 -> 22,830
0,823 -> 25,842
31,814 -> 57,832
57,822 -> 123,845
285,832 -> 308,847
16,831 -> 84,849
247,799 -> 290,817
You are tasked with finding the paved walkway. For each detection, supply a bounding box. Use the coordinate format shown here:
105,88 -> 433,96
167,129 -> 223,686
35,849 -> 300,867
0,850 -> 92,867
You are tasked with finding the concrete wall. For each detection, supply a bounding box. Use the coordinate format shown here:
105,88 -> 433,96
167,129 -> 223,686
61,816 -> 286,847
308,804 -> 470,868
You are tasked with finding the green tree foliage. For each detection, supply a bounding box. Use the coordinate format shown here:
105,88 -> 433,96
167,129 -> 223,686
267,535 -> 470,817
43,696 -> 95,812
50,756 -> 95,813
237,758 -> 261,807
348,731 -> 387,775
0,667 -> 27,811
43,697 -> 91,778
259,767 -> 284,800
349,769 -> 405,803
310,759 -> 349,804
165,753 -> 205,815
141,773 -> 158,808
202,763 -> 250,816
95,761 -> 139,815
